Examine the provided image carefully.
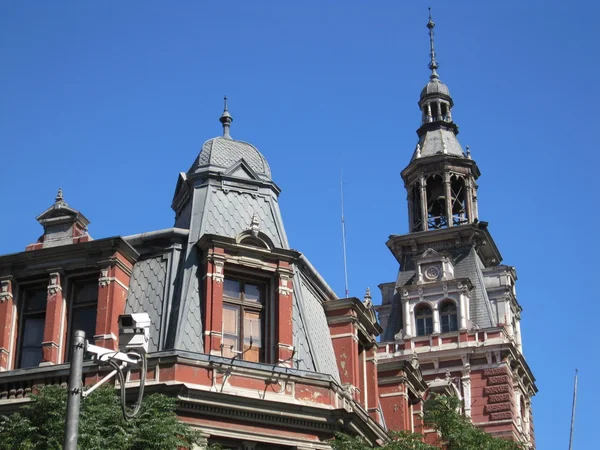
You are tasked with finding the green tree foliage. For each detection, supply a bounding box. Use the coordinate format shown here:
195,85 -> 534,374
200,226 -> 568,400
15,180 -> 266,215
331,395 -> 525,450
0,385 -> 203,450
423,395 -> 525,450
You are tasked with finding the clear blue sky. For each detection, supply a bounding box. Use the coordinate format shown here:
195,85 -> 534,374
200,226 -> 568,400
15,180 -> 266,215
1,1 -> 597,448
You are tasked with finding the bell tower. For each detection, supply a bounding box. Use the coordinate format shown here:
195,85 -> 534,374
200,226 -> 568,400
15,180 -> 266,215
404,10 -> 480,232
377,10 -> 537,447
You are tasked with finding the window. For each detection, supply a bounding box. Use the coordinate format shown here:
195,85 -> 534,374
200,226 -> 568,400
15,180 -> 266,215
18,286 -> 47,368
440,302 -> 458,333
415,305 -> 433,336
66,280 -> 98,360
222,278 -> 264,362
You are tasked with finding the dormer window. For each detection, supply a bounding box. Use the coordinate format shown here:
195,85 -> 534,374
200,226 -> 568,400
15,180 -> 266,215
440,301 -> 458,333
415,305 -> 433,336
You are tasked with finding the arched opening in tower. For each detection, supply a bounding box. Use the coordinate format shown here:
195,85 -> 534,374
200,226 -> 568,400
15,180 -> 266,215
411,182 -> 424,232
450,175 -> 468,225
426,174 -> 448,229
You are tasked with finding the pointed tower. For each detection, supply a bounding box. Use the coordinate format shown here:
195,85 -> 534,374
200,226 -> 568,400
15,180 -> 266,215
405,9 -> 479,232
377,11 -> 537,446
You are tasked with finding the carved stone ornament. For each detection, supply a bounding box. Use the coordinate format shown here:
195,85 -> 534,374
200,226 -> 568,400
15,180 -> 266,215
0,279 -> 12,302
213,261 -> 224,284
402,289 -> 409,298
278,275 -> 292,297
249,213 -> 260,238
98,268 -> 110,287
423,264 -> 441,281
411,353 -> 420,369
47,272 -> 62,295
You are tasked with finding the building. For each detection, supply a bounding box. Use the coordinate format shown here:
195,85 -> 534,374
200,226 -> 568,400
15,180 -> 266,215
0,12 -> 535,450
376,12 -> 537,446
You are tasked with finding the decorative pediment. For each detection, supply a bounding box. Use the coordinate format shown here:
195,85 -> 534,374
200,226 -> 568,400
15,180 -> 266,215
416,247 -> 454,284
224,158 -> 262,181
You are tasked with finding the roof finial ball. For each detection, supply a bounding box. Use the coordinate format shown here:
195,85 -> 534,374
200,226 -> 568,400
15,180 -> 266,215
219,95 -> 233,139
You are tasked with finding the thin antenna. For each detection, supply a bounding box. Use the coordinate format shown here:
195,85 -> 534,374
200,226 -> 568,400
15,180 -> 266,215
569,369 -> 579,450
340,170 -> 349,298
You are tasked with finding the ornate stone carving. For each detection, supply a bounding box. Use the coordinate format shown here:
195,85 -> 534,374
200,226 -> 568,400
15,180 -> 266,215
98,268 -> 110,287
47,272 -> 62,295
249,213 -> 260,238
411,352 -> 420,370
213,260 -> 224,284
0,278 -> 12,302
423,264 -> 441,281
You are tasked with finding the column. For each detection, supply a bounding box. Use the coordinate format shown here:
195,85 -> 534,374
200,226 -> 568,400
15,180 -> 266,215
515,319 -> 523,352
276,262 -> 294,365
432,305 -> 440,334
203,249 -> 225,356
42,272 -> 64,364
436,100 -> 443,121
465,178 -> 474,223
444,173 -> 453,227
458,290 -> 468,330
461,368 -> 472,417
407,190 -> 414,232
403,298 -> 412,338
420,175 -> 428,231
365,346 -> 380,422
426,102 -> 432,122
446,104 -> 452,122
0,277 -> 14,371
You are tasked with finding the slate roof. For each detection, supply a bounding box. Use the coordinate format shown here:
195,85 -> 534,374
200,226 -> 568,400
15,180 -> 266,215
202,190 -> 284,248
125,255 -> 167,352
411,127 -> 465,161
420,78 -> 451,101
295,271 -> 341,381
189,137 -> 272,180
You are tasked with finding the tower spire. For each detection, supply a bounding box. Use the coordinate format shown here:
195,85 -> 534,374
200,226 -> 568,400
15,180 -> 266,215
427,7 -> 439,79
219,95 -> 233,139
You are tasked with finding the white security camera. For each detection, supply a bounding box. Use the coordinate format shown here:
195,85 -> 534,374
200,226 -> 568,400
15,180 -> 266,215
118,313 -> 151,354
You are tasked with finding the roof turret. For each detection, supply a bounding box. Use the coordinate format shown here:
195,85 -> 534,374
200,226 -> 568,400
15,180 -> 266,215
188,99 -> 272,180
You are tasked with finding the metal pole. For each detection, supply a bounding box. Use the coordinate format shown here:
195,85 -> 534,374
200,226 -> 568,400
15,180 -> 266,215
568,368 -> 578,450
64,330 -> 85,450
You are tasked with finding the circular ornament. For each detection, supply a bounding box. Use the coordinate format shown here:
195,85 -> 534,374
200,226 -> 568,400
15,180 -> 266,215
424,265 -> 440,281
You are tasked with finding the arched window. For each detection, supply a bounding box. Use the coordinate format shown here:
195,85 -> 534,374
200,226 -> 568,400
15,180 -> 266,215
440,302 -> 458,333
415,305 -> 433,336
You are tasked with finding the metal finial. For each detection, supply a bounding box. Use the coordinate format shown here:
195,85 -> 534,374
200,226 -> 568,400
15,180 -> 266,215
427,7 -> 439,79
56,187 -> 64,203
219,95 -> 233,139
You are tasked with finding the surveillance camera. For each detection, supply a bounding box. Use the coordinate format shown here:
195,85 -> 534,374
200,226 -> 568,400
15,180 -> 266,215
118,313 -> 151,354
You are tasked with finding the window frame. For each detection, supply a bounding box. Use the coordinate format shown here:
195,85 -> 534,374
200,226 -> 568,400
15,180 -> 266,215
16,282 -> 48,369
439,301 -> 458,333
415,304 -> 434,337
65,276 -> 99,362
222,275 -> 268,363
